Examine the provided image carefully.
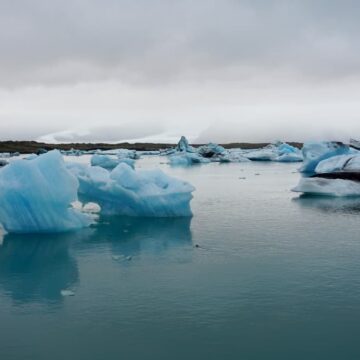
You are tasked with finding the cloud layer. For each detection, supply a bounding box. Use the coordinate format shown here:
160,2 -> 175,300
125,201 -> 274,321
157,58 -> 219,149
0,0 -> 360,142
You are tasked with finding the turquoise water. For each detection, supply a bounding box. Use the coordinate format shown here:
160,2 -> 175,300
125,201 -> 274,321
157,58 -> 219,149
1,157 -> 360,359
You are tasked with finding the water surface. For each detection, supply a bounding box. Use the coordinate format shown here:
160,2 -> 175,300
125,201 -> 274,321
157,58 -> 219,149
1,157 -> 360,359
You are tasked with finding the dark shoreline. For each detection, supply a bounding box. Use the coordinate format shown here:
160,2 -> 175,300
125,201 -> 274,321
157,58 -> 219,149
0,140 -> 303,154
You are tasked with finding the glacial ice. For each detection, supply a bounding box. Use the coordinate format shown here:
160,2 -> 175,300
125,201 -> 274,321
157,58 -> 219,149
0,151 -> 94,233
169,136 -> 249,165
197,143 -> 227,158
276,152 -> 303,162
299,141 -> 349,173
67,162 -> 195,217
293,141 -> 360,197
314,154 -> 360,174
245,142 -> 302,162
91,154 -> 135,170
176,136 -> 196,153
292,177 -> 360,197
169,152 -> 210,166
91,154 -> 119,169
245,148 -> 276,161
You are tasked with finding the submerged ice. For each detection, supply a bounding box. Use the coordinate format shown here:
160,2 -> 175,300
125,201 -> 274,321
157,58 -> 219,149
0,151 -> 94,233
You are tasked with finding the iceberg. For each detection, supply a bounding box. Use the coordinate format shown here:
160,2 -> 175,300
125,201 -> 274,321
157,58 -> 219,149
170,137 -> 243,164
25,154 -> 38,161
169,136 -> 249,164
90,154 -> 135,170
176,136 -> 195,153
245,147 -> 277,161
299,141 -> 349,173
218,150 -> 250,163
314,154 -> 360,174
245,142 -> 302,162
276,152 -> 303,162
292,177 -> 360,197
197,143 -> 227,158
293,143 -> 360,197
0,151 -> 94,233
91,154 -> 119,169
350,138 -> 360,150
67,162 -> 195,217
169,152 -> 210,166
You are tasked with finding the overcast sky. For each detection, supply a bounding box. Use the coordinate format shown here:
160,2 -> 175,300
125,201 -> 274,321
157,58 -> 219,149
0,0 -> 360,143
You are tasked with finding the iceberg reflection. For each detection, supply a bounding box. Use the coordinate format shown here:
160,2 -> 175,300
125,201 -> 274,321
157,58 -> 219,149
293,195 -> 360,215
83,216 -> 193,258
0,233 -> 79,305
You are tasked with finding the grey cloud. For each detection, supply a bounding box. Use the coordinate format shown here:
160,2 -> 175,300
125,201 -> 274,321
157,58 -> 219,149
1,0 -> 360,87
38,123 -> 165,143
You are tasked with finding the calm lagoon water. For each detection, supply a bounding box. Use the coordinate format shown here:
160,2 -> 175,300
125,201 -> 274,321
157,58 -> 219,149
1,156 -> 360,359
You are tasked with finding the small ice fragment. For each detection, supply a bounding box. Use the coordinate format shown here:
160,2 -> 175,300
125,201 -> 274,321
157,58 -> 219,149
61,289 -> 75,297
112,255 -> 124,261
82,202 -> 101,214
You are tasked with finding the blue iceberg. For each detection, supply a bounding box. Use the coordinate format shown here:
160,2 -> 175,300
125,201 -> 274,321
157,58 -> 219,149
197,143 -> 227,158
245,142 -> 302,162
170,136 -> 249,165
292,141 -> 360,196
169,152 -> 210,166
0,151 -> 94,233
91,154 -> 135,170
292,177 -> 360,197
67,162 -> 195,217
299,141 -> 349,173
176,136 -> 196,153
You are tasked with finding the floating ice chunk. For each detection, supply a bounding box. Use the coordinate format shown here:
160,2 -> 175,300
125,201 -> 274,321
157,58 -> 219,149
300,141 -> 349,173
82,202 -> 101,214
0,151 -> 93,233
245,143 -> 302,162
91,154 -> 135,170
197,143 -> 227,158
245,148 -> 277,161
117,149 -> 139,160
68,162 -> 195,217
169,152 -> 209,166
226,150 -> 251,163
91,154 -> 120,169
25,154 -> 38,160
315,154 -> 360,174
275,153 -> 303,162
277,143 -> 299,155
171,139 -> 247,164
61,289 -> 75,297
176,136 -> 196,153
117,158 -> 135,168
350,138 -> 360,150
292,177 -> 360,197
138,150 -> 160,156
61,148 -> 83,156
0,159 -> 8,167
